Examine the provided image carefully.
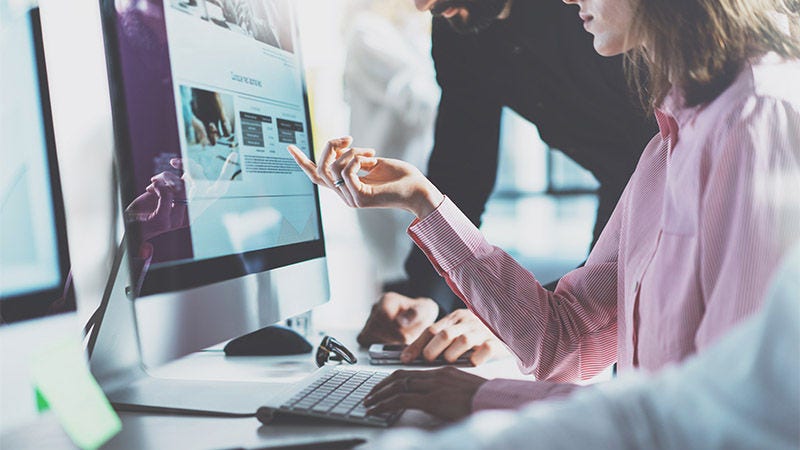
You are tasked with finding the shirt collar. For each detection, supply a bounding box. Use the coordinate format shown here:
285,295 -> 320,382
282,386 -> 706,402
654,108 -> 677,141
653,87 -> 702,147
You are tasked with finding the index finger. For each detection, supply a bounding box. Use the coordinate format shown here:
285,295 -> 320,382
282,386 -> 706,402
400,314 -> 457,363
287,145 -> 324,185
369,369 -> 409,396
400,328 -> 436,364
369,369 -> 431,396
420,323 -> 469,362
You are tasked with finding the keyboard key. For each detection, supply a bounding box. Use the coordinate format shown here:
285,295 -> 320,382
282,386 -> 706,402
311,403 -> 335,413
330,404 -> 354,415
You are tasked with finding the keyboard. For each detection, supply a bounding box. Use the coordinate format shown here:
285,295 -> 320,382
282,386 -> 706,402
277,366 -> 403,427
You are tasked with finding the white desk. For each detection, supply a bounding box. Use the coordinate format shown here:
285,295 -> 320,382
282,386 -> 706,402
2,329 -> 530,449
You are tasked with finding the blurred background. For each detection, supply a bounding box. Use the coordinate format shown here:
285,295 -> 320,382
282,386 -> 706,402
41,0 -> 598,332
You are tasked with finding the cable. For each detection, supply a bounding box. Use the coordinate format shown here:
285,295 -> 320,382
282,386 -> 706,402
111,402 -> 256,418
83,233 -> 127,359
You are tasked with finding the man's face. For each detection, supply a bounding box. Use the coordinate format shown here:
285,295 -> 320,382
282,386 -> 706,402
414,0 -> 511,34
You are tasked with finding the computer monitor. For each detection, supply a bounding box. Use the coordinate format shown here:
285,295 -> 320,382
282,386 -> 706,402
0,5 -> 78,430
100,0 -> 329,366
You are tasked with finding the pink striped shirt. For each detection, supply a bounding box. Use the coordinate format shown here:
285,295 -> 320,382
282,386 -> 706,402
407,55 -> 800,411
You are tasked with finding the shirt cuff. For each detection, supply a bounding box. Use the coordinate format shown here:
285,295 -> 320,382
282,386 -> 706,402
472,379 -> 582,412
407,197 -> 486,276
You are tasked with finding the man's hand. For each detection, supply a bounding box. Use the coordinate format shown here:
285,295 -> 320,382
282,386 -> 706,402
124,153 -> 240,242
364,367 -> 486,421
401,308 -> 509,366
125,162 -> 188,241
357,292 -> 439,346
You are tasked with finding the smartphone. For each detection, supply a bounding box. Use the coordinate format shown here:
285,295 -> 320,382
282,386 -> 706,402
368,344 -> 473,366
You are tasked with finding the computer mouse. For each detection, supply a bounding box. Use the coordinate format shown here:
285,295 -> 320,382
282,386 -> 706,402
224,325 -> 313,356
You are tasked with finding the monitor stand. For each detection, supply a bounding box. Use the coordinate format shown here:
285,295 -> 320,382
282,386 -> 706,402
88,239 -> 319,416
223,325 -> 313,356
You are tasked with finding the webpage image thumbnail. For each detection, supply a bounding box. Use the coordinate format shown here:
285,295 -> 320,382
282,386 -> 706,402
180,85 -> 242,182
170,0 -> 294,53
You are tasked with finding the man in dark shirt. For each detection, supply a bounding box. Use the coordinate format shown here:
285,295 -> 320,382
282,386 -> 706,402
357,0 -> 657,364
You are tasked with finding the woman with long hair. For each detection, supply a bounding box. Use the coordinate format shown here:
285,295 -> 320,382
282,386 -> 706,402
289,0 -> 800,423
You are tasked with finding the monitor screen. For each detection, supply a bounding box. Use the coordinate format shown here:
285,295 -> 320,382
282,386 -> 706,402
0,6 -> 74,323
104,0 -> 325,297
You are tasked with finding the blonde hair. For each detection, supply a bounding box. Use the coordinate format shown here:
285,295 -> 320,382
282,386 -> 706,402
625,0 -> 800,109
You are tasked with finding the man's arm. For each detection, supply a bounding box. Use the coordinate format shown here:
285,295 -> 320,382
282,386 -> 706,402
356,19 -> 504,348
401,18 -> 503,315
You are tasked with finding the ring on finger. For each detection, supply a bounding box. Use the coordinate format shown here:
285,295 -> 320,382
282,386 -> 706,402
333,178 -> 345,188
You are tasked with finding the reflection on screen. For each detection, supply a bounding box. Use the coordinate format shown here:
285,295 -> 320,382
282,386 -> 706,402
0,11 -> 61,299
121,0 -> 320,269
